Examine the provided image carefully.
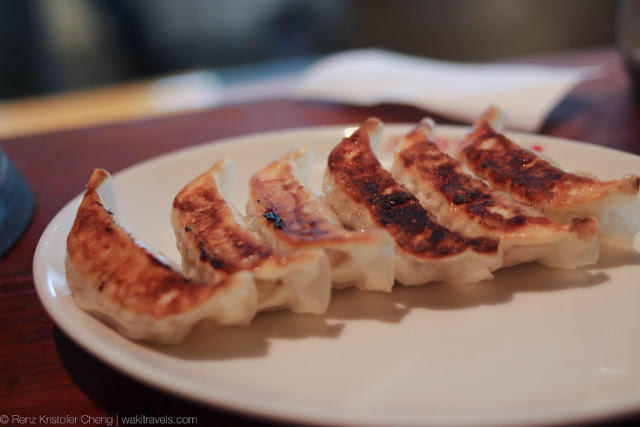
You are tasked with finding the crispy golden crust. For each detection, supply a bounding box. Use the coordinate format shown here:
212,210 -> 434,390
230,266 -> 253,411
459,120 -> 640,211
249,150 -> 379,247
172,167 -> 274,273
396,121 -> 598,241
328,118 -> 498,258
66,169 -> 220,319
173,160 -> 332,315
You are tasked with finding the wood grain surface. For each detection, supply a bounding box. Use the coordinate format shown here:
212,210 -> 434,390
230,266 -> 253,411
1,47 -> 639,426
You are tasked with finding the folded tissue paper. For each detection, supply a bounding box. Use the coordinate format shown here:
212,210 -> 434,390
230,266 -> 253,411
294,49 -> 600,131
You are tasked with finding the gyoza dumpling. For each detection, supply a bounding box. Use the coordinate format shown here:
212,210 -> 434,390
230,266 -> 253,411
247,145 -> 395,292
323,118 -> 502,285
66,169 -> 257,344
456,106 -> 640,240
392,118 -> 599,269
171,159 -> 331,314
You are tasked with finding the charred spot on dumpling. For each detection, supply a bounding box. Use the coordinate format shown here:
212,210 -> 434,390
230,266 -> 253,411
263,209 -> 284,229
378,191 -> 414,210
507,215 -> 526,225
199,246 -> 227,270
467,236 -> 499,253
364,180 -> 379,193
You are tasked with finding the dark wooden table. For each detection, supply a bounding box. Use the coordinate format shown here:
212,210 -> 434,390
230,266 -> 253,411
1,47 -> 639,426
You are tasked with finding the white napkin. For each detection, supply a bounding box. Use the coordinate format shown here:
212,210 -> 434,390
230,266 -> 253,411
294,49 -> 600,131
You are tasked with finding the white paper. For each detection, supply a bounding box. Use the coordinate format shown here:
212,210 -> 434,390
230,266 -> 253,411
293,49 -> 601,131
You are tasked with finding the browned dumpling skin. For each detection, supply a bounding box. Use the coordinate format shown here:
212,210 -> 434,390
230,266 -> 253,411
392,119 -> 599,269
323,118 -> 502,285
172,162 -> 275,279
66,169 -> 257,344
247,145 -> 394,292
456,107 -> 640,223
171,159 -> 331,314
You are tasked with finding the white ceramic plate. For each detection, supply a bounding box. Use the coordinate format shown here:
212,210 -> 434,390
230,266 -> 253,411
34,124 -> 640,426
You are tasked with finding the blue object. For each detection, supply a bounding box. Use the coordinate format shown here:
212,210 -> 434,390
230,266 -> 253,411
0,147 -> 35,257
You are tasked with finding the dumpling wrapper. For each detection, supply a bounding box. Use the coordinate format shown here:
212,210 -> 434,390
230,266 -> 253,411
392,118 -> 599,269
247,145 -> 395,292
456,106 -> 640,243
66,169 -> 257,344
171,159 -> 331,314
323,118 -> 502,285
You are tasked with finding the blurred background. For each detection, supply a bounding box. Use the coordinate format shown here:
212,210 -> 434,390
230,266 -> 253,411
0,0 -> 618,100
